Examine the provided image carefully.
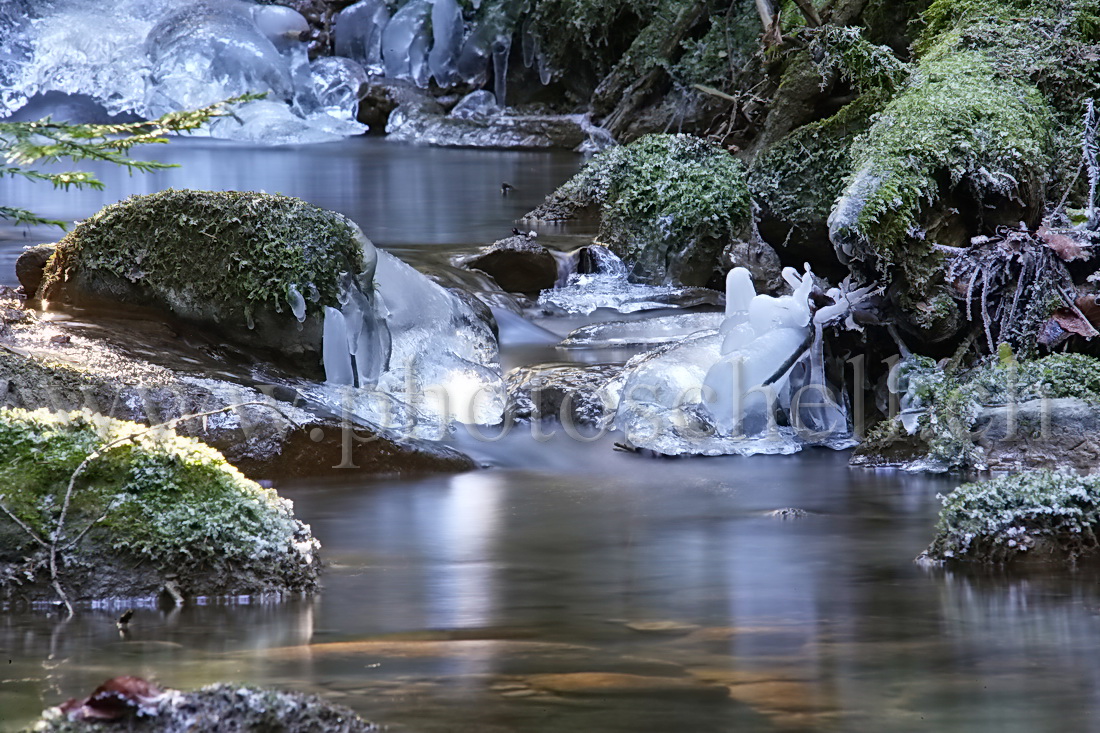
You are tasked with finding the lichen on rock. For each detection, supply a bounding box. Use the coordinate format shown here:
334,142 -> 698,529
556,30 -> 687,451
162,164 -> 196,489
0,407 -> 320,605
921,470 -> 1100,564
526,133 -> 753,286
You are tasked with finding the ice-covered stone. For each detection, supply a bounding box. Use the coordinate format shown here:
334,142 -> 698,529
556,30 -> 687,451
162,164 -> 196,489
333,0 -> 391,76
382,0 -> 433,88
312,56 -> 369,121
559,314 -> 725,349
450,90 -> 500,120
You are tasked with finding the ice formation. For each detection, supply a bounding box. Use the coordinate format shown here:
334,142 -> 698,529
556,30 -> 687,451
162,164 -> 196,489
559,313 -> 725,350
1,0 -> 364,143
333,0 -> 390,76
539,248 -> 721,315
311,57 -> 369,121
611,266 -> 860,456
317,231 -> 504,432
450,90 -> 501,120
2,0 -> 558,142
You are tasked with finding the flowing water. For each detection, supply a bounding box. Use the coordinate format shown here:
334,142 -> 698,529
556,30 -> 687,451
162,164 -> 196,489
3,142 -> 1100,732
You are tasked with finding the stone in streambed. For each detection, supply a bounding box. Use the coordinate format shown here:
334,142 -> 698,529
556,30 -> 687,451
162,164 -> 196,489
465,235 -> 558,294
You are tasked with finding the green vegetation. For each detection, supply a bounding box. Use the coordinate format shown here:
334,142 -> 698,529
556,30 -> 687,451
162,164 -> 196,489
41,189 -> 367,323
0,407 -> 318,600
532,133 -> 753,285
925,470 -> 1100,563
890,352 -> 1100,470
0,94 -> 261,229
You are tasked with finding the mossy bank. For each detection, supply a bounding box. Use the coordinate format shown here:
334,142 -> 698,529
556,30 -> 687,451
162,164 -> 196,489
0,407 -> 320,606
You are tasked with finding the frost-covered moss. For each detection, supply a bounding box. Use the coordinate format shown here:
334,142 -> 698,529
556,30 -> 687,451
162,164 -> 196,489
530,133 -> 753,285
0,407 -> 319,602
749,92 -> 883,240
923,470 -> 1100,563
41,189 -> 366,324
887,352 -> 1100,471
831,44 -> 1051,335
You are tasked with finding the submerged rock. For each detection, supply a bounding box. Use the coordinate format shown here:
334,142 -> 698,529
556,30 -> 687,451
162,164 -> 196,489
38,190 -> 370,376
0,407 -> 319,606
505,362 -> 622,426
35,679 -> 375,732
920,470 -> 1100,565
525,134 -> 753,286
464,235 -> 558,294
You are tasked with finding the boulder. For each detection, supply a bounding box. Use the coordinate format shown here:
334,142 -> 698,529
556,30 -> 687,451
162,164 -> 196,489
525,134 -> 753,286
37,190 -> 373,377
465,235 -> 558,294
0,406 -> 320,606
15,243 -> 54,296
0,289 -> 475,479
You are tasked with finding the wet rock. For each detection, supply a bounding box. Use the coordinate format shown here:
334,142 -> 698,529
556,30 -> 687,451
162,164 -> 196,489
35,680 -> 375,732
974,398 -> 1100,472
505,363 -> 622,426
720,238 -> 783,295
0,292 -> 475,480
37,190 -> 371,378
464,235 -> 558,294
15,243 -> 55,297
357,78 -> 442,132
0,406 -> 320,606
524,673 -> 729,701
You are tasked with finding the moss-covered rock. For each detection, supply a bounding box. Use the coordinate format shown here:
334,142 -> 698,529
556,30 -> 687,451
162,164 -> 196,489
39,189 -> 372,374
0,407 -> 320,605
920,470 -> 1100,564
526,133 -> 753,286
851,352 -> 1100,471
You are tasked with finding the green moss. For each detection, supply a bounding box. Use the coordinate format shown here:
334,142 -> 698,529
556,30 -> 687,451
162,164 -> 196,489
749,91 -> 884,235
834,46 -> 1051,330
806,25 -> 911,93
925,470 -> 1100,563
545,133 -> 753,284
45,189 -> 366,323
0,407 -> 318,597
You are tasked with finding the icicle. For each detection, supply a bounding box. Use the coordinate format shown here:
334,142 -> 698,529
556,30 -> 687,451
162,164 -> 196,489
333,0 -> 391,75
287,284 -> 307,322
323,306 -> 355,385
429,0 -> 463,87
492,34 -> 512,107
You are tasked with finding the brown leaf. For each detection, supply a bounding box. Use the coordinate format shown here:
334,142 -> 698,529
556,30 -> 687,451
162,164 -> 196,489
1038,225 -> 1087,262
62,676 -> 165,721
1052,306 -> 1100,338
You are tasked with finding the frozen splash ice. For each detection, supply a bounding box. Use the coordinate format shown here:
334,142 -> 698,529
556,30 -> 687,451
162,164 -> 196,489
538,248 -> 719,315
311,57 -> 369,122
1,0 -> 366,144
318,232 -> 503,434
429,0 -> 463,87
611,266 -> 860,456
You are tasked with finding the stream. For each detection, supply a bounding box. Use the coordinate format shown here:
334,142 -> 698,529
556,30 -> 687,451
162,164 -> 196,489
3,141 -> 1100,732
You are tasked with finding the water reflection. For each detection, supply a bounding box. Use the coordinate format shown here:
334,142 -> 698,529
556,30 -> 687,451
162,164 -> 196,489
0,137 -> 582,287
